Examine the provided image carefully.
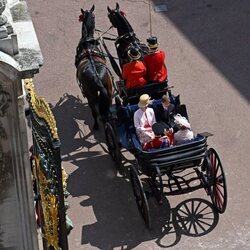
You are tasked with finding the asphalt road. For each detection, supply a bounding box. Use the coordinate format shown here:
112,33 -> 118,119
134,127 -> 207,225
26,0 -> 250,249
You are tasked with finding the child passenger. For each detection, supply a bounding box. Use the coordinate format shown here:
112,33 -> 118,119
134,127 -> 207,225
143,122 -> 173,150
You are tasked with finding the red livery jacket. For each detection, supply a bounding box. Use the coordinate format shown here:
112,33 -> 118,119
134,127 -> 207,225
143,50 -> 168,82
143,136 -> 169,150
122,61 -> 147,89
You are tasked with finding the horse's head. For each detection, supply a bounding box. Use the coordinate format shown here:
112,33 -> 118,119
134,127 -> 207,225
107,3 -> 133,36
79,5 -> 95,41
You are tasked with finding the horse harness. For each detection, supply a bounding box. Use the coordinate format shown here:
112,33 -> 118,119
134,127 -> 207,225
76,46 -> 106,66
76,48 -> 112,97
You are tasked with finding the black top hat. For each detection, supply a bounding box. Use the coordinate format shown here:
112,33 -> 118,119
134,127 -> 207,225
152,122 -> 169,136
147,36 -> 158,49
127,47 -> 141,60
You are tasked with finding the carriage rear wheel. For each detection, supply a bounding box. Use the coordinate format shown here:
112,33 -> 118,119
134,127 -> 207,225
208,148 -> 227,213
130,164 -> 151,229
105,122 -> 122,167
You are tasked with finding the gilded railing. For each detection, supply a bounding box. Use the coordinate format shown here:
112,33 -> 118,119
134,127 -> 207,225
24,79 -> 71,250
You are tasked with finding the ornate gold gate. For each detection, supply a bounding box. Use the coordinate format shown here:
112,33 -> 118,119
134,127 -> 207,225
24,79 -> 71,250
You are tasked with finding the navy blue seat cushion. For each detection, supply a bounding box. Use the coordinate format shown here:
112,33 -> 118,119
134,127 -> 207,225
124,99 -> 162,119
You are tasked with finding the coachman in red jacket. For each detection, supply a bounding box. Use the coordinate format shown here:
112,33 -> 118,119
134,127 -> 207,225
122,47 -> 147,89
143,36 -> 168,83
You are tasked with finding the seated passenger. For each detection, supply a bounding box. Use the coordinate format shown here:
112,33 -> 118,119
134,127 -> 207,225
143,36 -> 168,83
134,94 -> 156,144
173,114 -> 194,145
154,95 -> 175,127
122,47 -> 147,90
143,122 -> 173,150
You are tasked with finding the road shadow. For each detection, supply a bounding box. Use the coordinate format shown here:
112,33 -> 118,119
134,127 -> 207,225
67,154 -> 219,249
151,0 -> 250,102
52,93 -> 107,159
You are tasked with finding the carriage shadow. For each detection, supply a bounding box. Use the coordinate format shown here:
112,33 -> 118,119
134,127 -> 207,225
154,198 -> 219,248
52,93 -> 108,159
67,153 -> 219,249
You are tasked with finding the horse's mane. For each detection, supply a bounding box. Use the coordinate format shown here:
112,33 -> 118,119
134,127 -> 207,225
109,9 -> 134,36
82,11 -> 95,40
116,11 -> 134,34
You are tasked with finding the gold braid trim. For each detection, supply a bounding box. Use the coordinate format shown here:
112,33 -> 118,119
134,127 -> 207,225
61,166 -> 68,192
24,78 -> 58,139
36,157 -> 60,249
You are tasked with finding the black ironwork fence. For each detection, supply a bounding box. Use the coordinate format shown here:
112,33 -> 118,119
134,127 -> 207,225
24,79 -> 71,250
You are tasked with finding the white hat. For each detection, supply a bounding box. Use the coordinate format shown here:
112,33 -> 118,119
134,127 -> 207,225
138,94 -> 153,108
174,114 -> 191,129
127,47 -> 141,60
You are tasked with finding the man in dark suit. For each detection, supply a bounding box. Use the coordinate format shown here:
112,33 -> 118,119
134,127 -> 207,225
154,95 -> 176,128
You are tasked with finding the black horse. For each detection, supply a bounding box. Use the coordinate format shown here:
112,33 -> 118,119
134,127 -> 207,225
107,3 -> 148,67
75,5 -> 113,130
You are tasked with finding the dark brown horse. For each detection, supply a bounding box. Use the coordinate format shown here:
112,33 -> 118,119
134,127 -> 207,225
75,5 -> 113,130
107,3 -> 148,67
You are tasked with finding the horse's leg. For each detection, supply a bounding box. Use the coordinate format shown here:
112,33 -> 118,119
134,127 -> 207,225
89,103 -> 99,130
97,72 -> 113,124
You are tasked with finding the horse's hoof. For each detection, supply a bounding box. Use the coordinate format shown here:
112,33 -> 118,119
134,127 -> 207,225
93,124 -> 99,130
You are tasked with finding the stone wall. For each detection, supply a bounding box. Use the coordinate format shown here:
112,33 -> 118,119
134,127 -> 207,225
0,0 -> 43,249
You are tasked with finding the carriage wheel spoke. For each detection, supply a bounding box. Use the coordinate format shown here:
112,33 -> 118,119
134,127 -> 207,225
194,201 -> 202,214
192,221 -> 198,234
197,218 -> 212,227
197,205 -> 209,215
195,220 -> 207,231
201,211 -> 213,216
199,217 -> 214,220
215,185 -> 224,199
216,182 -> 224,188
191,200 -> 195,214
187,221 -> 193,232
179,208 -> 190,216
183,203 -> 191,215
216,174 -> 223,183
215,190 -> 223,208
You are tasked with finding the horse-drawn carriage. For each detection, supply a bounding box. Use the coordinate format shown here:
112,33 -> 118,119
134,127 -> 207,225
75,4 -> 227,230
105,83 -> 227,229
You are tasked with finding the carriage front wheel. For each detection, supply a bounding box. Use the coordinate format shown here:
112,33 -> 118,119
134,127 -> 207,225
208,148 -> 227,213
105,122 -> 122,167
130,164 -> 151,229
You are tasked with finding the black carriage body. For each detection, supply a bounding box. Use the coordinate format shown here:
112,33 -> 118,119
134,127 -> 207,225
106,86 -> 227,229
134,135 -> 207,175
114,99 -> 207,175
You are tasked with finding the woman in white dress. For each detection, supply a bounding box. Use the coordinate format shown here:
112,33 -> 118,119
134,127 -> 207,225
133,94 -> 156,145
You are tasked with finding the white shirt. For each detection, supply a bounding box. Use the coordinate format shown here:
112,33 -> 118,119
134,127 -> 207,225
133,107 -> 156,131
174,129 -> 194,145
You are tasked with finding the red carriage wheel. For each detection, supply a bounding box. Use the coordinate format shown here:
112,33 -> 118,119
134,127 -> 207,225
208,148 -> 227,213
